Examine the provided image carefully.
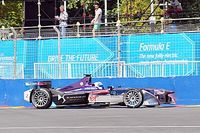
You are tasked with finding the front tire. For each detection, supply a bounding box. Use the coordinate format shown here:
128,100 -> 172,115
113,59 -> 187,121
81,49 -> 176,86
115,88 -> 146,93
123,89 -> 143,108
31,88 -> 52,109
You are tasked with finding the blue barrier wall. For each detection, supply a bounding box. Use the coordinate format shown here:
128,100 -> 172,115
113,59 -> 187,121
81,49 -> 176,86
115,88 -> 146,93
1,77 -> 200,107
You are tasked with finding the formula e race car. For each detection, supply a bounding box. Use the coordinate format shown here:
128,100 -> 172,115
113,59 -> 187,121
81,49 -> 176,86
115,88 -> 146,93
24,75 -> 176,109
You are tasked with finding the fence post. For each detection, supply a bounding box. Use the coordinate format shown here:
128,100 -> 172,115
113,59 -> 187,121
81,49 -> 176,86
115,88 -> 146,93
116,20 -> 122,77
150,16 -> 156,32
10,27 -> 17,79
38,0 -> 42,39
122,61 -> 126,77
34,63 -> 37,79
160,17 -> 165,33
162,62 -> 164,77
76,22 -> 80,37
53,26 -> 62,79
68,63 -> 71,78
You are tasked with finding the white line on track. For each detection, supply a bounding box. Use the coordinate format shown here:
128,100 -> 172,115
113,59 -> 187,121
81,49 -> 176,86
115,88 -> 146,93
1,126 -> 200,130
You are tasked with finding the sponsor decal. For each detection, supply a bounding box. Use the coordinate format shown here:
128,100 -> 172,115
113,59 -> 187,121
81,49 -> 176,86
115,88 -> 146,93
89,95 -> 97,102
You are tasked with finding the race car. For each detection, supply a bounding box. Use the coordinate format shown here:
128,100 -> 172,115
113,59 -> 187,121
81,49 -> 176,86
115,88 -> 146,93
24,74 -> 176,109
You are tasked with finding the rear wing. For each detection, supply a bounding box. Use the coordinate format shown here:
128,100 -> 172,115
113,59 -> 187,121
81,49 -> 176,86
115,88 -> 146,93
25,81 -> 52,89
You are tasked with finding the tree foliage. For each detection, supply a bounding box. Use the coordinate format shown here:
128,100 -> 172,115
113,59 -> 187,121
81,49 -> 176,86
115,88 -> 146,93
118,0 -> 163,21
0,0 -> 199,27
0,1 -> 23,28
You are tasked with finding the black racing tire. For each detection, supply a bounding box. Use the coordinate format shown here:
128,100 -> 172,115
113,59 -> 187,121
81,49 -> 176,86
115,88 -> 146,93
31,88 -> 52,109
123,89 -> 143,108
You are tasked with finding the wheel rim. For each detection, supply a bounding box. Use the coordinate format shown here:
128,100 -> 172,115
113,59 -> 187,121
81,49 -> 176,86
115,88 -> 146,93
125,90 -> 142,107
32,90 -> 49,107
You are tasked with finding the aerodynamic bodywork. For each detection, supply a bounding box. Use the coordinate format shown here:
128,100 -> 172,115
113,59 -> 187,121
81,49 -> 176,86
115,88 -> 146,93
24,74 -> 176,109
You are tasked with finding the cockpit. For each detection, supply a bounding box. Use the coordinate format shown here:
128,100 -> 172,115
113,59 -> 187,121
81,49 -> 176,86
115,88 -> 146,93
93,82 -> 104,90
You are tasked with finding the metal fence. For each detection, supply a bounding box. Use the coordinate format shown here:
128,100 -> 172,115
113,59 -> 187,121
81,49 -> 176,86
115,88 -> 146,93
1,17 -> 199,40
34,62 -> 125,79
0,17 -> 200,79
0,63 -> 24,79
125,61 -> 197,78
34,61 -> 200,78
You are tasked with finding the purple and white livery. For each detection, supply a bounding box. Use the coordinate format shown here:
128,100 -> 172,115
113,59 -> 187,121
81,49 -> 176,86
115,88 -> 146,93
24,74 -> 176,109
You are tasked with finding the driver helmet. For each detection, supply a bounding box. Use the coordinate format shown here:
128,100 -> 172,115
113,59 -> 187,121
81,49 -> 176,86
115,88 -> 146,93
94,82 -> 104,90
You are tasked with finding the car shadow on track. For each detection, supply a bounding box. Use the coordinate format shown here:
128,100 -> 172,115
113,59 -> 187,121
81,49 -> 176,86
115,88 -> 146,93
47,104 -> 179,110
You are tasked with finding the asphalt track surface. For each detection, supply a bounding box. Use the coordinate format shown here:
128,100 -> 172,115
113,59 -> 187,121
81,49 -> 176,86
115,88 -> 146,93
0,106 -> 200,133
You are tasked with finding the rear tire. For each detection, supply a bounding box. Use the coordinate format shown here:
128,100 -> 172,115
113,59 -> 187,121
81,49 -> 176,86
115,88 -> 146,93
123,89 -> 143,108
31,88 -> 52,109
